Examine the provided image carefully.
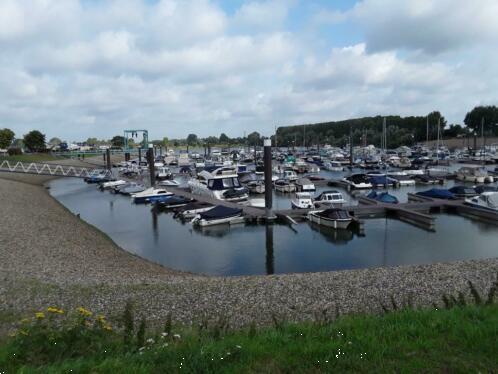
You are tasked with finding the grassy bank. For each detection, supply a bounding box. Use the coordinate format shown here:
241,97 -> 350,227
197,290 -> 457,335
1,301 -> 497,373
0,153 -> 60,163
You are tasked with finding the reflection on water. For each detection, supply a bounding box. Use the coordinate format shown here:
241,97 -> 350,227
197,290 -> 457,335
48,178 -> 498,276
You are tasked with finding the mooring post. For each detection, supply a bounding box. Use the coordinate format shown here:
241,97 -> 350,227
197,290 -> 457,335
264,138 -> 274,219
106,148 -> 111,171
139,148 -> 142,163
147,145 -> 156,187
349,124 -> 353,167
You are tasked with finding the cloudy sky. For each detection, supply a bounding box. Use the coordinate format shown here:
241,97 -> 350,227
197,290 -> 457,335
1,0 -> 497,142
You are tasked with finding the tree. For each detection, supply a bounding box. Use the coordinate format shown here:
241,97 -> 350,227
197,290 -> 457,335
0,128 -> 15,149
23,130 -> 46,152
186,134 -> 198,145
111,135 -> 125,148
86,137 -> 98,146
247,131 -> 261,145
219,133 -> 230,144
162,137 -> 169,147
464,106 -> 498,136
48,137 -> 62,146
204,136 -> 218,145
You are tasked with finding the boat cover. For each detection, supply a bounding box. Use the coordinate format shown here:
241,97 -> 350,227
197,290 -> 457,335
368,175 -> 389,185
367,191 -> 399,204
449,186 -> 476,195
240,173 -> 259,183
223,188 -> 248,198
347,174 -> 369,183
158,196 -> 190,206
416,188 -> 456,200
475,185 -> 498,194
316,208 -> 351,220
199,205 -> 242,220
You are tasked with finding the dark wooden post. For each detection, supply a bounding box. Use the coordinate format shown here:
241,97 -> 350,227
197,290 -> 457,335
349,125 -> 353,167
265,223 -> 274,275
138,148 -> 142,163
147,146 -> 155,186
264,138 -> 273,217
106,148 -> 111,171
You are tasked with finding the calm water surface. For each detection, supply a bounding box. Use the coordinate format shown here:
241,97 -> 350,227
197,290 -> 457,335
49,174 -> 498,276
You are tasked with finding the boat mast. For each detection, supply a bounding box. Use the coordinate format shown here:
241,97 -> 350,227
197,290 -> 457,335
481,117 -> 485,163
303,124 -> 306,149
426,115 -> 429,146
436,117 -> 440,163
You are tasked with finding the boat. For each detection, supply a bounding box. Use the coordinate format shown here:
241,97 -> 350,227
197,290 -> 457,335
283,169 -> 299,182
307,208 -> 353,229
156,167 -> 172,180
474,185 -> 498,194
174,201 -> 214,219
99,180 -> 127,190
116,183 -> 146,195
314,190 -> 346,206
342,174 -> 373,189
131,187 -> 173,204
192,205 -> 244,227
291,192 -> 314,209
413,174 -> 441,185
464,192 -> 498,213
155,195 -> 193,209
448,186 -> 478,198
84,170 -> 112,184
274,179 -> 296,193
403,167 -> 424,176
188,167 -> 248,202
295,177 -> 316,192
416,188 -> 456,200
323,161 -> 343,172
366,190 -> 399,204
426,166 -> 451,178
246,180 -> 265,194
456,165 -> 494,183
367,173 -> 396,188
158,180 -> 180,187
387,172 -> 415,186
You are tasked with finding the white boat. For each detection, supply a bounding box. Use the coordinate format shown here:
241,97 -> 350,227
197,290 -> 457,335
131,187 -> 173,204
342,174 -> 372,189
175,202 -> 214,219
283,169 -> 299,182
456,165 -> 494,184
307,208 -> 353,229
188,167 -> 248,202
295,177 -> 316,192
158,180 -> 180,187
192,205 -> 244,227
464,192 -> 498,213
274,179 -> 296,193
426,166 -> 451,178
291,192 -> 314,209
246,180 -> 265,194
156,167 -> 172,180
404,168 -> 424,176
99,180 -> 127,190
323,161 -> 343,172
314,190 -> 346,206
387,172 -> 415,186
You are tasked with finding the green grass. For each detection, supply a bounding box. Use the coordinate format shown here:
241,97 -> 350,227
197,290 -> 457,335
0,153 -> 60,163
1,304 -> 497,373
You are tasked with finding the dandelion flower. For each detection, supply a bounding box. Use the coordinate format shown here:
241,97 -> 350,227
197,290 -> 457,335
77,307 -> 92,317
103,324 -> 112,331
35,312 -> 45,319
47,307 -> 64,314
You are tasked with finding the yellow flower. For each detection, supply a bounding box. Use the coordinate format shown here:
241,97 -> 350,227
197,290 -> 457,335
103,324 -> 113,331
35,312 -> 45,319
47,307 -> 64,314
97,315 -> 106,322
77,307 -> 92,317
20,318 -> 31,324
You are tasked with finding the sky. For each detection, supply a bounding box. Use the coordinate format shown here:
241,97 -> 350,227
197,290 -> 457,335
1,0 -> 497,142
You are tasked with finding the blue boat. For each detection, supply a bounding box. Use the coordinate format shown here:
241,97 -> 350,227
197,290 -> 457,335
367,191 -> 399,204
416,188 -> 456,200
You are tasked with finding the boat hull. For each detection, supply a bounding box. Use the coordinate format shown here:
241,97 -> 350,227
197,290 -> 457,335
308,212 -> 352,229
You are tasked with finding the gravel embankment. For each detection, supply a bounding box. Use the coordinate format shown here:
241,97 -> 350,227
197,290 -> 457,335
1,173 -> 497,329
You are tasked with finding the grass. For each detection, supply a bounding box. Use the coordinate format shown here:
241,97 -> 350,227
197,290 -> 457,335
0,153 -> 60,163
1,303 -> 497,373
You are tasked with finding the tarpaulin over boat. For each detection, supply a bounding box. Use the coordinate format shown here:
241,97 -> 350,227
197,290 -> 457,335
199,205 -> 242,220
316,208 -> 351,220
416,188 -> 456,200
367,191 -> 399,204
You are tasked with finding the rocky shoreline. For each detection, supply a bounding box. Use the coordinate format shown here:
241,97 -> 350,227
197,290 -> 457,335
1,173 -> 497,329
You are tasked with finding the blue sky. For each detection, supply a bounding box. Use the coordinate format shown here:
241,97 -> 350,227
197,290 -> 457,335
0,0 -> 497,142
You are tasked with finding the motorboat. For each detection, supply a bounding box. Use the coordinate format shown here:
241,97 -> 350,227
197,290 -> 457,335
246,180 -> 265,194
274,179 -> 296,193
192,205 -> 244,227
387,172 -> 415,186
474,185 -> 498,194
132,187 -> 173,204
84,170 -> 112,184
403,167 -> 424,176
156,167 -> 172,180
99,180 -> 127,190
158,180 -> 180,187
413,174 -> 441,185
291,192 -> 314,209
448,186 -> 478,198
342,174 -> 372,189
426,166 -> 451,178
314,190 -> 346,206
464,192 -> 498,213
366,191 -> 399,204
283,169 -> 299,182
174,201 -> 214,219
295,177 -> 316,192
188,167 -> 248,202
416,188 -> 456,200
155,195 -> 193,209
307,208 -> 353,229
116,182 -> 146,195
456,166 -> 494,183
323,161 -> 343,172
366,173 -> 396,188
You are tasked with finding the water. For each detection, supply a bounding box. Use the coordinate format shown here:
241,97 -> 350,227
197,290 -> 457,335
48,175 -> 498,276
